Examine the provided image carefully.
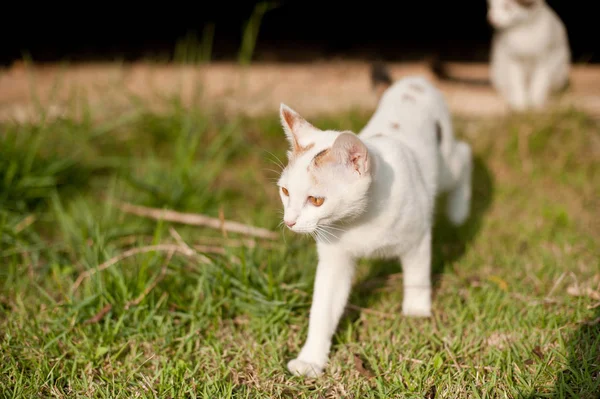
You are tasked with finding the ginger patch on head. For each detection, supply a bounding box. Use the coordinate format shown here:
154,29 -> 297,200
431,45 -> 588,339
312,148 -> 334,168
294,142 -> 314,157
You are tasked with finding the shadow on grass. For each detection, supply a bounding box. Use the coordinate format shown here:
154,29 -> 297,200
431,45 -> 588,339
525,306 -> 600,399
343,154 -> 495,321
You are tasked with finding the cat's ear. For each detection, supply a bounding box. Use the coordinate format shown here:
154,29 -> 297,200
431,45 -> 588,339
331,132 -> 370,176
279,103 -> 314,152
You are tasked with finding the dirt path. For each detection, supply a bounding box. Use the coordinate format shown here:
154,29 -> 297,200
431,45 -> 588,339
1,61 -> 599,123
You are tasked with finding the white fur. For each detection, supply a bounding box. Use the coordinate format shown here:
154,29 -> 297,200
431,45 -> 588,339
487,0 -> 571,111
276,75 -> 472,377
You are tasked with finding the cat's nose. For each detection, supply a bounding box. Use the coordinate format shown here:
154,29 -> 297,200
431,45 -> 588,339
285,220 -> 296,228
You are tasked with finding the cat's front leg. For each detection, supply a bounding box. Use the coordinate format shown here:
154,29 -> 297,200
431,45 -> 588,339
505,60 -> 529,112
529,63 -> 552,110
400,232 -> 432,317
530,51 -> 569,110
287,244 -> 354,377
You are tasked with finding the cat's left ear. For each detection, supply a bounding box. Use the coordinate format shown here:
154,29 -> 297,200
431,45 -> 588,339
331,132 -> 371,176
279,103 -> 314,153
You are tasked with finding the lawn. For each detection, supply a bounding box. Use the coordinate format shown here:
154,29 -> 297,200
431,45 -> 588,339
0,92 -> 598,398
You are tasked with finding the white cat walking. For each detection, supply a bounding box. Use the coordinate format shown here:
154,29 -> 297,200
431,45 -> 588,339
277,64 -> 472,377
487,0 -> 571,111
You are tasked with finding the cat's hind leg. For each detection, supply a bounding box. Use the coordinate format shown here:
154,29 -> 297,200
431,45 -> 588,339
401,232 -> 432,317
445,140 -> 472,226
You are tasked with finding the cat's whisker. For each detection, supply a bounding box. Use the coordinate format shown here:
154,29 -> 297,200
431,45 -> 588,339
317,231 -> 328,244
279,224 -> 288,245
311,229 -> 320,243
263,150 -> 286,171
323,229 -> 339,241
314,227 -> 333,244
263,168 -> 284,177
321,226 -> 347,239
322,225 -> 347,234
316,226 -> 338,243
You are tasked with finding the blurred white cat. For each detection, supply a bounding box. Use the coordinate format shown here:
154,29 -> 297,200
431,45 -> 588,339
487,0 -> 571,111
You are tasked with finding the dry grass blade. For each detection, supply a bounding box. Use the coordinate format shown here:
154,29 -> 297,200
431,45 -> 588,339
124,250 -> 175,310
346,304 -> 397,319
116,234 -> 275,249
397,355 -> 497,371
83,303 -> 112,325
71,244 -> 197,292
567,285 -> 600,301
14,214 -> 36,233
113,200 -> 278,240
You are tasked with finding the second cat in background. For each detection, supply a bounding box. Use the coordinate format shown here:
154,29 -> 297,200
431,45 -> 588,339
487,0 -> 571,111
433,0 -> 571,112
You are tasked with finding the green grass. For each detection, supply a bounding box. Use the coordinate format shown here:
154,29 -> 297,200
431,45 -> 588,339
0,95 -> 599,398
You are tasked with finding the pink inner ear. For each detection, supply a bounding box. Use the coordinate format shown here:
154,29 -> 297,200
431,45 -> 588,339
347,144 -> 368,174
330,132 -> 369,174
282,108 -> 297,131
350,150 -> 361,165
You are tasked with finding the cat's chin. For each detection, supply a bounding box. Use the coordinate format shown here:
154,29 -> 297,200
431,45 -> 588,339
286,226 -> 316,235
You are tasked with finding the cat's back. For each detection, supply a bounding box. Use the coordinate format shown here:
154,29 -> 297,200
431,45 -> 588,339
360,75 -> 446,142
360,75 -> 448,206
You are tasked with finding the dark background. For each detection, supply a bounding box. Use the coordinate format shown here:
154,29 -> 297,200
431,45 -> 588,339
1,1 -> 598,66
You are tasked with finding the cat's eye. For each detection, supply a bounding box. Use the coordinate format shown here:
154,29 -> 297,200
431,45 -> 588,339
308,196 -> 325,207
281,187 -> 289,196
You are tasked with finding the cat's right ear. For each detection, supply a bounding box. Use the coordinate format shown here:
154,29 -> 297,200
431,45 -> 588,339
279,103 -> 313,153
331,132 -> 371,177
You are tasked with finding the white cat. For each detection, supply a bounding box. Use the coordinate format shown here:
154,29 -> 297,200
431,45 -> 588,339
276,64 -> 473,377
487,0 -> 571,111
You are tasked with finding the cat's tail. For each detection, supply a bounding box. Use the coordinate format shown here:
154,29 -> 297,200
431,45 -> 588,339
428,55 -> 491,87
370,61 -> 394,100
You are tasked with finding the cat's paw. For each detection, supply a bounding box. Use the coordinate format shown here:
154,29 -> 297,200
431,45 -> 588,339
287,358 -> 324,378
402,304 -> 432,317
447,202 -> 470,226
402,289 -> 432,317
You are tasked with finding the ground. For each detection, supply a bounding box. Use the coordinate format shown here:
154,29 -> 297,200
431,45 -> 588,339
1,61 -> 600,123
0,62 -> 599,398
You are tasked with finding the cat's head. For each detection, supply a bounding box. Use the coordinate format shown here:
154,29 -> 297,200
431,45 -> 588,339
487,0 -> 544,29
276,103 -> 372,235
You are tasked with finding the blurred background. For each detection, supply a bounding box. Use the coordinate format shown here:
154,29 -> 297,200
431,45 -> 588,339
2,0 -> 599,122
1,1 -> 598,65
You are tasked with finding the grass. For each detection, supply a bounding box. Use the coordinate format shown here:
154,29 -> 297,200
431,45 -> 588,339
0,87 -> 599,398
